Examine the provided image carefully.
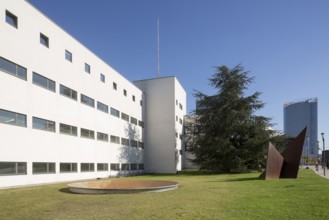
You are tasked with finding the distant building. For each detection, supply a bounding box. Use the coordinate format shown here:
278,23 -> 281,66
284,98 -> 318,164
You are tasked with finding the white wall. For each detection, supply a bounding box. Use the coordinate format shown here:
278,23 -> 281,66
134,77 -> 186,173
0,0 -> 144,188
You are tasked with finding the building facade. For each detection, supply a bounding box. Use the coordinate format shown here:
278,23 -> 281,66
134,77 -> 186,173
284,98 -> 318,164
0,0 -> 186,188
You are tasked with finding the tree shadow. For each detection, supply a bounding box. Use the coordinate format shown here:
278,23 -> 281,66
210,177 -> 261,182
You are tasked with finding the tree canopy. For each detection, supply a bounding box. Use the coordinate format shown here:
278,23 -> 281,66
187,65 -> 278,173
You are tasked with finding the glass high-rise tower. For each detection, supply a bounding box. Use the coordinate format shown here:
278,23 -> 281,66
284,98 -> 318,163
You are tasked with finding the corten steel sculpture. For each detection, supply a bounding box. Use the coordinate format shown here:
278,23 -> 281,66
260,127 -> 307,180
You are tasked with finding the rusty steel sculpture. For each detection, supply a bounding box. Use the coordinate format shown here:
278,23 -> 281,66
260,127 -> 307,180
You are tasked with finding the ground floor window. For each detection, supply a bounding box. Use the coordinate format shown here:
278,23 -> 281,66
130,163 -> 138,170
0,161 -> 27,175
121,163 -> 130,171
97,163 -> 108,171
110,163 -> 120,171
33,162 -> 55,174
60,163 -> 77,173
81,163 -> 95,172
138,164 -> 144,170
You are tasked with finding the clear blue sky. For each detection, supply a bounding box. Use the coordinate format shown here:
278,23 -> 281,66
29,0 -> 329,143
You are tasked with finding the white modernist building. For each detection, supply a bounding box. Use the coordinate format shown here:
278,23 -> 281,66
134,77 -> 186,173
0,0 -> 186,188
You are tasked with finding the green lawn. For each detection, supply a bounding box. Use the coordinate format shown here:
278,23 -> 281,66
1,169 -> 329,220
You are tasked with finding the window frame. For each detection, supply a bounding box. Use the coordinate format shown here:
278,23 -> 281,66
32,72 -> 56,92
81,163 -> 94,172
32,162 -> 56,174
100,73 -> 105,83
110,107 -> 120,118
60,163 -> 77,173
32,117 -> 56,132
97,101 -> 108,113
59,123 -> 77,136
85,63 -> 91,74
5,10 -> 18,28
80,94 -> 95,108
0,109 -> 26,127
97,132 -> 108,142
65,50 -> 72,62
80,128 -> 95,139
40,33 -> 49,48
97,163 -> 108,171
0,161 -> 26,176
0,56 -> 27,80
60,84 -> 77,100
110,135 -> 120,144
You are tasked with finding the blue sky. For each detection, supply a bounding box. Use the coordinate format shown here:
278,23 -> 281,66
29,0 -> 329,143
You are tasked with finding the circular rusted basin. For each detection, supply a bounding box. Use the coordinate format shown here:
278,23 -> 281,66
68,179 -> 179,194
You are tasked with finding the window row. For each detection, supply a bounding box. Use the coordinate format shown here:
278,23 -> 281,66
110,135 -> 144,148
0,58 -> 144,127
0,108 -> 144,146
111,108 -> 144,128
4,9 -> 142,104
0,161 -> 144,176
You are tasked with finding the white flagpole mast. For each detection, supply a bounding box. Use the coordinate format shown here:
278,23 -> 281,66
157,18 -> 160,78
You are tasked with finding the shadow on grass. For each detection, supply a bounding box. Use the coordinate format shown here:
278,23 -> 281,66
211,177 -> 261,182
59,188 -> 76,194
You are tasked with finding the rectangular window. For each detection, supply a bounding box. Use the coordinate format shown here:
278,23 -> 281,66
113,82 -> 117,90
5,10 -> 18,28
176,116 -> 178,121
97,101 -> 108,113
130,163 -> 138,170
138,142 -> 144,149
179,103 -> 183,110
123,89 -> 127,96
60,123 -> 77,136
32,162 -> 55,174
121,138 -> 130,146
130,140 -> 138,148
130,117 -> 137,125
81,128 -> 94,139
81,94 -> 95,108
97,163 -> 108,171
110,135 -> 120,144
65,50 -> 72,62
132,95 -> 135,102
176,99 -> 178,105
60,163 -> 77,173
110,163 -> 120,171
85,63 -> 90,74
60,85 -> 77,100
97,132 -> 108,142
0,162 -> 26,175
121,112 -> 129,122
138,164 -> 144,170
138,120 -> 144,128
110,107 -> 120,118
81,163 -> 94,172
179,118 -> 183,125
32,117 -> 55,132
40,33 -> 49,48
100,73 -> 105,83
0,109 -> 26,127
0,57 -> 27,80
140,100 -> 143,106
33,72 -> 55,92
121,163 -> 129,171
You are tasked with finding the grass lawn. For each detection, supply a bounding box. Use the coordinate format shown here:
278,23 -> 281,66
1,169 -> 329,220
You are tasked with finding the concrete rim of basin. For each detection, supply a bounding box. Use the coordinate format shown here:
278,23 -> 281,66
68,179 -> 179,194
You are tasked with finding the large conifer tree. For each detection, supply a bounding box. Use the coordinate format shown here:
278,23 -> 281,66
187,65 -> 274,173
